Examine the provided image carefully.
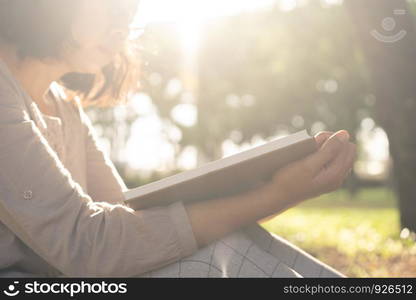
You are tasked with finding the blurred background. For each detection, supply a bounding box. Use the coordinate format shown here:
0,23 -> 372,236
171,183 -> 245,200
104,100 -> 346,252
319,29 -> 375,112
85,0 -> 416,277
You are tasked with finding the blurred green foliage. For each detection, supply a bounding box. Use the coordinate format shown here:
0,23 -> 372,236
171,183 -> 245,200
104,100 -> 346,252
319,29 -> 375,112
135,2 -> 372,166
87,2 -> 387,187
262,187 -> 416,277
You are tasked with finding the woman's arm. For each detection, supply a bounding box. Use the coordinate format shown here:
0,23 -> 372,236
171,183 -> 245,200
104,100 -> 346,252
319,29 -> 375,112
185,131 -> 356,247
78,101 -> 129,205
76,96 -> 355,263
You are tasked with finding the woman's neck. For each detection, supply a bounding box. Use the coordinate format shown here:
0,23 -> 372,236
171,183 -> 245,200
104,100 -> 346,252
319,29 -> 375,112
0,45 -> 68,110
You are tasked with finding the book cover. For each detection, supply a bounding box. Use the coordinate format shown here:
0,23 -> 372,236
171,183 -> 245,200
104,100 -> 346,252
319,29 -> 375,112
123,129 -> 317,210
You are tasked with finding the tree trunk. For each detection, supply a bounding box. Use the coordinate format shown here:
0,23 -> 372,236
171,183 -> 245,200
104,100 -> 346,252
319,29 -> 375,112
346,0 -> 416,231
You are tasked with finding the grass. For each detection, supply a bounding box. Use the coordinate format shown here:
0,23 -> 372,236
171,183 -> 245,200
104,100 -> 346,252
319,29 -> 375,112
260,187 -> 416,277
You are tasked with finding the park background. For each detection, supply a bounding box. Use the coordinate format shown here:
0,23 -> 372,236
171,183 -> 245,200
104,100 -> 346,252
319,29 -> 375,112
85,0 -> 416,277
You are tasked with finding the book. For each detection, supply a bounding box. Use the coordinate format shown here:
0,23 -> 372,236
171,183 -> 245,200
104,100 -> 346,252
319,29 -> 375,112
123,129 -> 317,210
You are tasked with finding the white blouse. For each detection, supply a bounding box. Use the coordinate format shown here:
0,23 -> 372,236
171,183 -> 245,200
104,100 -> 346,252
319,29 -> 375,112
0,59 -> 198,277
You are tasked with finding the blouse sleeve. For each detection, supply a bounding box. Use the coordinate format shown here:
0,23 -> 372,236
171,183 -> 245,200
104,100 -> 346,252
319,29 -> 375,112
0,81 -> 198,277
80,104 -> 128,205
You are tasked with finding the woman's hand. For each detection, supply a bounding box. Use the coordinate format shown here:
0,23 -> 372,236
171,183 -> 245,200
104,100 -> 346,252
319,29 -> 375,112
263,130 -> 357,210
186,130 -> 356,247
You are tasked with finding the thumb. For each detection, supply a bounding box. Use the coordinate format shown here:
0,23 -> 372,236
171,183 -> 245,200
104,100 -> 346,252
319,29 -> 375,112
304,130 -> 349,174
314,131 -> 334,148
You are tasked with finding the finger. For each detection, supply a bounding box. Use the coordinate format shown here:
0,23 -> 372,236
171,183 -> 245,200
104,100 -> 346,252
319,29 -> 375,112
318,142 -> 350,188
344,168 -> 352,179
343,143 -> 357,175
326,141 -> 357,180
343,144 -> 357,179
336,142 -> 355,173
314,131 -> 334,148
303,131 -> 349,175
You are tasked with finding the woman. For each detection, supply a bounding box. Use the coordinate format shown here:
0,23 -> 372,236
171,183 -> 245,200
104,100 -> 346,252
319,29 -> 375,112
0,0 -> 356,277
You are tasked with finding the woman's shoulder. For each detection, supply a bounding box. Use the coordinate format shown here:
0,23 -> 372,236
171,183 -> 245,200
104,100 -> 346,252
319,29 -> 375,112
50,83 -> 84,116
49,82 -> 92,130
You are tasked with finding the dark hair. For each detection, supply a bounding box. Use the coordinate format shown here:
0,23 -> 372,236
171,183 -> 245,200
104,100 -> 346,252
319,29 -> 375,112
0,0 -> 141,107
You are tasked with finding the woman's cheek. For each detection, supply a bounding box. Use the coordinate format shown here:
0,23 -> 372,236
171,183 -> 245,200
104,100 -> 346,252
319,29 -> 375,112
63,45 -> 110,73
72,12 -> 110,48
70,25 -> 113,66
73,24 -> 108,49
